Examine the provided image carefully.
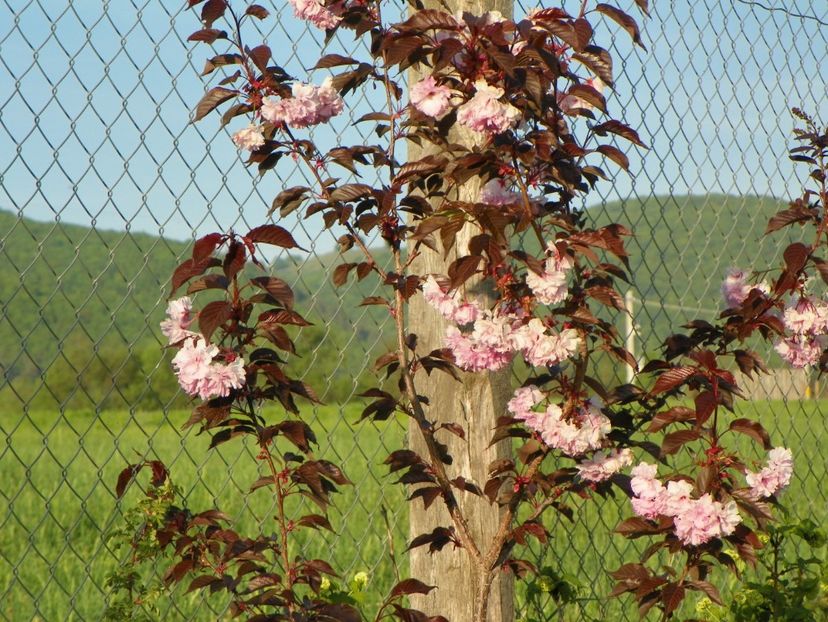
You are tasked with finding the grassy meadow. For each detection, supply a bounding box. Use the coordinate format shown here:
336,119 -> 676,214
1,399 -> 826,621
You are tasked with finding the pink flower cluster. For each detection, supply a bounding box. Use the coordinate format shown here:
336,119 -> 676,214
775,296 -> 828,367
509,319 -> 580,367
231,124 -> 266,151
410,76 -> 452,119
576,448 -> 633,482
286,0 -> 342,30
422,276 -> 480,325
526,243 -> 573,306
422,270 -> 579,372
720,268 -> 768,308
745,447 -> 793,498
456,81 -> 520,136
160,296 -> 197,344
162,297 -> 247,401
629,463 -> 740,546
261,78 -> 343,129
444,313 -> 513,372
171,337 -> 246,400
507,386 -> 611,456
479,179 -> 521,206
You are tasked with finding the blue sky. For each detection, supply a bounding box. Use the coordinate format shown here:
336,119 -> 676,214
0,0 -> 826,255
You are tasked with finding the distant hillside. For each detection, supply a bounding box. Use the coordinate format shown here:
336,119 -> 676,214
0,195 -> 800,410
0,210 -> 189,374
588,194 -> 804,355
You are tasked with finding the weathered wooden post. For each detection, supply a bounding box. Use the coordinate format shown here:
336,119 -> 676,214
407,0 -> 515,619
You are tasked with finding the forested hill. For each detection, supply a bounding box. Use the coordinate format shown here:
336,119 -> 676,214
589,194 -> 803,353
0,194 -> 799,411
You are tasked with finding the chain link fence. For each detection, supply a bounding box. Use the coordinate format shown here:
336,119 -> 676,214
1,0 -> 827,619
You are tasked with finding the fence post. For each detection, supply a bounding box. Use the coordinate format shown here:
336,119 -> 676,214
407,0 -> 515,620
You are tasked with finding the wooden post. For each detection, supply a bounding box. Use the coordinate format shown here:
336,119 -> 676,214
407,0 -> 515,619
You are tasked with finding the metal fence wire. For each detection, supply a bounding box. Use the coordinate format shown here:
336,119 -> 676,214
1,0 -> 827,620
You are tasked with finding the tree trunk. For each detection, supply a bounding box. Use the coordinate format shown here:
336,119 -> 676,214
407,0 -> 515,619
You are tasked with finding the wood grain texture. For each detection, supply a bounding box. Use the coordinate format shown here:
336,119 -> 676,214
407,0 -> 515,617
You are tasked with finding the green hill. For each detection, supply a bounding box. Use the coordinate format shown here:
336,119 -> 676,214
588,194 -> 804,355
0,194 -> 800,412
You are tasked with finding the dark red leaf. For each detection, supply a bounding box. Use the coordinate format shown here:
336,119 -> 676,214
694,390 -> 717,425
245,4 -> 269,18
313,54 -> 360,69
192,233 -> 223,261
647,406 -> 695,433
595,4 -> 644,47
201,0 -> 227,27
187,28 -> 228,43
247,224 -> 302,249
199,300 -> 233,341
572,45 -> 613,85
115,464 -> 140,498
390,578 -> 436,599
687,580 -> 723,605
201,53 -> 243,75
248,45 -> 271,72
662,582 -> 685,616
783,242 -> 809,273
592,120 -> 648,148
650,366 -> 696,395
171,257 -> 218,294
729,418 -> 772,449
568,84 -> 607,113
330,183 -> 374,202
332,263 -> 356,287
448,255 -> 481,289
661,429 -> 700,456
597,145 -> 630,170
399,9 -> 460,32
194,86 -> 236,121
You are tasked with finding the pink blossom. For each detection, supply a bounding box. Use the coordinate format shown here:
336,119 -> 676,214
287,0 -> 342,30
774,335 -> 822,367
631,495 -> 666,520
661,480 -> 694,517
629,462 -> 666,519
535,399 -> 610,456
479,179 -> 521,206
456,81 -> 520,135
197,357 -> 247,400
160,296 -> 197,345
172,338 -> 218,395
783,296 -> 828,335
525,243 -> 573,305
422,275 -> 480,324
512,319 -> 580,366
630,462 -> 659,495
673,495 -> 740,546
507,385 -> 545,428
526,268 -> 568,305
231,124 -> 265,151
746,447 -> 793,498
577,448 -> 633,482
444,321 -> 512,372
507,385 -> 544,416
721,268 -> 759,307
261,78 -> 343,128
410,76 -> 452,118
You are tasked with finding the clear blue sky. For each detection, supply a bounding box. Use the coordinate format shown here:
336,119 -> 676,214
0,0 -> 826,255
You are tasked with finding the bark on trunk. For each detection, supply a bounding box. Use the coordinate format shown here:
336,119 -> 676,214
407,0 -> 515,617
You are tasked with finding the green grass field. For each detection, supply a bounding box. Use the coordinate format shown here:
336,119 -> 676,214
1,400 -> 826,621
